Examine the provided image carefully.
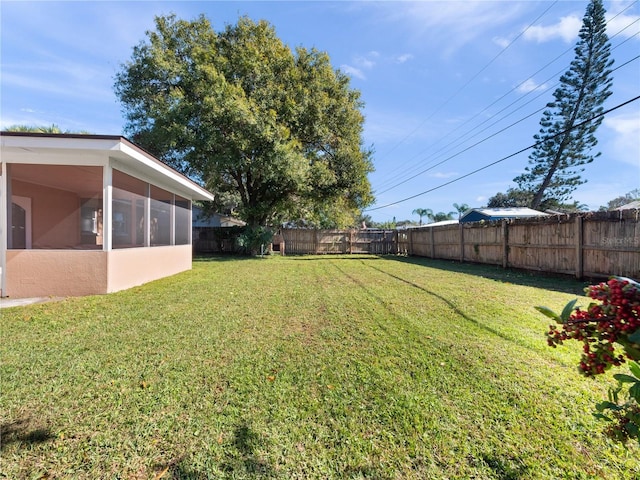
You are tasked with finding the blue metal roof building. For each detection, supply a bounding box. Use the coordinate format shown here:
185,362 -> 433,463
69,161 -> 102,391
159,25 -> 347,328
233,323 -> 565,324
460,207 -> 548,223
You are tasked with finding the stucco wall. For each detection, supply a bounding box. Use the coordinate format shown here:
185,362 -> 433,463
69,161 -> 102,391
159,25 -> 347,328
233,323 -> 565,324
107,245 -> 192,293
5,245 -> 192,298
6,250 -> 107,298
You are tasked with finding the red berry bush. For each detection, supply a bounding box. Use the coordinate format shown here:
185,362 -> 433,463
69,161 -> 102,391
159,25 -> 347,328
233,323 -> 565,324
537,277 -> 640,444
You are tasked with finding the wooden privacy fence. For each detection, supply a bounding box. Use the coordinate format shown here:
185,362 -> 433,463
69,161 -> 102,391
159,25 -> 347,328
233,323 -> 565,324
193,226 -> 244,254
281,228 -> 397,255
397,210 -> 639,279
193,211 -> 639,279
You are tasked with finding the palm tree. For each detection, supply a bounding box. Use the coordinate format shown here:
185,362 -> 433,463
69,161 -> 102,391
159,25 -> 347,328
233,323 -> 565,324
4,124 -> 92,134
5,124 -> 63,133
412,208 -> 433,226
433,211 -> 456,222
453,203 -> 469,220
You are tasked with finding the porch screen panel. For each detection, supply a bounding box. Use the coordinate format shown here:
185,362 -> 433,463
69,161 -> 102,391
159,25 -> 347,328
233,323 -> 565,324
10,164 -> 102,249
175,195 -> 191,245
112,170 -> 146,248
150,185 -> 171,246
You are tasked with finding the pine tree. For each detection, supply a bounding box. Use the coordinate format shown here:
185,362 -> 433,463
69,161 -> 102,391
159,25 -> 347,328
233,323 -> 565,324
515,0 -> 613,209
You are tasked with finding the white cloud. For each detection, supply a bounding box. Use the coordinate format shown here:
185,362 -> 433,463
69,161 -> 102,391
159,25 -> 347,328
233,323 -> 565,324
343,51 -> 385,79
395,53 -> 414,64
356,51 -> 380,69
383,1 -> 528,55
516,78 -> 547,94
341,64 -> 366,80
492,36 -> 511,49
355,55 -> 376,70
429,172 -> 458,179
603,112 -> 640,167
521,8 -> 640,44
524,15 -> 582,43
606,12 -> 640,39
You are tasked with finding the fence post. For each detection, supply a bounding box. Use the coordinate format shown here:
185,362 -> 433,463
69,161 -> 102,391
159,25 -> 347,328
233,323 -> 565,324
315,229 -> 320,254
502,219 -> 509,269
430,227 -> 435,258
576,215 -> 583,279
459,223 -> 464,262
409,229 -> 414,256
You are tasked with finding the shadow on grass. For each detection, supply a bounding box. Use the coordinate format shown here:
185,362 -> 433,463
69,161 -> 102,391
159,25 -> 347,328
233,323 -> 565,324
381,255 -> 589,296
333,260 -> 525,347
199,252 -> 589,295
194,254 -> 263,262
342,464 -> 392,479
157,423 -> 274,478
221,422 -> 274,477
480,454 -> 531,480
288,255 -> 381,261
0,418 -> 55,450
159,459 -> 211,480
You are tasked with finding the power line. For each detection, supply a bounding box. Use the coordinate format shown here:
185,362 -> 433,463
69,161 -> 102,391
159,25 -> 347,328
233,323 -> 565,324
374,50 -> 640,196
374,0 -> 560,163
364,95 -> 640,212
373,2 -> 640,193
375,35 -> 639,194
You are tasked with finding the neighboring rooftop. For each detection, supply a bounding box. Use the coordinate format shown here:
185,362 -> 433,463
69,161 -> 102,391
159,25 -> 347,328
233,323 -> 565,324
192,206 -> 246,228
615,200 -> 640,210
460,207 -> 548,223
408,219 -> 459,228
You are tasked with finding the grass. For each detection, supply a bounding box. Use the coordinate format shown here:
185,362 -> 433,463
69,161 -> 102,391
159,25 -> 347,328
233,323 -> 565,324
1,254 -> 638,479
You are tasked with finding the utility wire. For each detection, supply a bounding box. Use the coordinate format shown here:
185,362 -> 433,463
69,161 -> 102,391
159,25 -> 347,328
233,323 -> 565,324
374,0 -> 559,163
374,51 -> 640,196
376,32 -> 639,193
364,95 -> 640,212
374,2 -> 640,192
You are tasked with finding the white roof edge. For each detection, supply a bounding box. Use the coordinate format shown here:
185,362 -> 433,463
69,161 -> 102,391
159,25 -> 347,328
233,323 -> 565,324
117,142 -> 213,201
0,132 -> 214,201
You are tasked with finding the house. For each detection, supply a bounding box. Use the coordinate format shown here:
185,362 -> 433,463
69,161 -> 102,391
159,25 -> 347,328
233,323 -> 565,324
192,205 -> 246,228
615,200 -> 640,210
408,219 -> 458,228
460,207 -> 548,223
191,205 -> 247,255
1,132 -> 214,299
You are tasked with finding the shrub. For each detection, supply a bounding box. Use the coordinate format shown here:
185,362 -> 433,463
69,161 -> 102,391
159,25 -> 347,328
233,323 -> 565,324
537,277 -> 640,444
237,226 -> 273,255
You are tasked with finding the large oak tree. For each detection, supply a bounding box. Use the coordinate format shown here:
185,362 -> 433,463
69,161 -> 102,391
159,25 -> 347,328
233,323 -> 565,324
115,15 -> 374,228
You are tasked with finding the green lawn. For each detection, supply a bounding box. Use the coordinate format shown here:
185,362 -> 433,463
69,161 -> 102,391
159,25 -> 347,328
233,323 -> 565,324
1,255 -> 638,479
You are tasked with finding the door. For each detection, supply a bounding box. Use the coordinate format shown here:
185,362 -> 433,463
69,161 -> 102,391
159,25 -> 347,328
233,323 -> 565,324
11,196 -> 32,249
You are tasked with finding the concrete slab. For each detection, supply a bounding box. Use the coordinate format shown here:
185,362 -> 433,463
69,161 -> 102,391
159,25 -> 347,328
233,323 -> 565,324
0,297 -> 64,309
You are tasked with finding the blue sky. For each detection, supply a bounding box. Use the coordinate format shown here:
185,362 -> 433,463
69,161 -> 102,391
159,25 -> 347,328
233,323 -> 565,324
2,1 -> 639,223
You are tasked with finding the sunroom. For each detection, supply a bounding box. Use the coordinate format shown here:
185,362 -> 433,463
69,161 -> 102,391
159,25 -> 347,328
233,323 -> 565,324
0,132 -> 214,299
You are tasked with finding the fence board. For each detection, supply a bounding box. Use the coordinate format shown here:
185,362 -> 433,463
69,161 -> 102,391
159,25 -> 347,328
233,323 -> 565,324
193,211 -> 639,278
